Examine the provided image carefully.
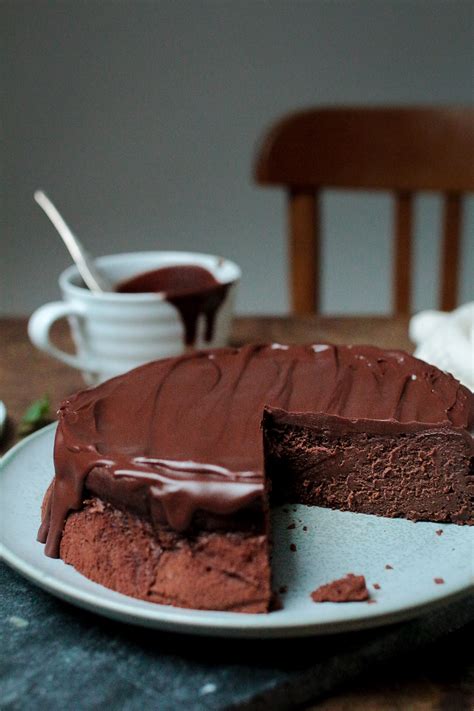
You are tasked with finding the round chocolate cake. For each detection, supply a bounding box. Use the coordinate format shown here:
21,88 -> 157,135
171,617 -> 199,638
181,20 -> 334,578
38,344 -> 474,612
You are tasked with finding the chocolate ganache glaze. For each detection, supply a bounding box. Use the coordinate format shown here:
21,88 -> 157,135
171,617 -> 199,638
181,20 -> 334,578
39,344 -> 474,557
116,265 -> 230,345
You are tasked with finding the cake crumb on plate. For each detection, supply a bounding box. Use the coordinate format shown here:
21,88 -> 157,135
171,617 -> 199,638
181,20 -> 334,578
311,574 -> 370,603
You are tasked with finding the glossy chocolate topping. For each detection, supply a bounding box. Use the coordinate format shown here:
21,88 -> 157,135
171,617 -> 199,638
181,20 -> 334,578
116,265 -> 229,345
39,344 -> 474,557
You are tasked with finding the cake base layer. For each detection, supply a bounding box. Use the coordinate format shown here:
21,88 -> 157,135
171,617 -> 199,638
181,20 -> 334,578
265,412 -> 473,525
59,498 -> 272,613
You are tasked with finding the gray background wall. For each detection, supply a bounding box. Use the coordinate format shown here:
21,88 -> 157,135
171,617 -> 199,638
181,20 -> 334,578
2,0 -> 473,316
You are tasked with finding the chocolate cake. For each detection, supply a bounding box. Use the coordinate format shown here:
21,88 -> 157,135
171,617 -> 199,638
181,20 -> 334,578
38,344 -> 474,612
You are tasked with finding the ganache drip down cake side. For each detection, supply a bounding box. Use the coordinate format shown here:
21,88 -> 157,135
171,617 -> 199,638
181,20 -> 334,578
38,344 -> 474,613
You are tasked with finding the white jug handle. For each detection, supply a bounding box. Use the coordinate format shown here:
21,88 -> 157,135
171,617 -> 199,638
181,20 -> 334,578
28,301 -> 93,372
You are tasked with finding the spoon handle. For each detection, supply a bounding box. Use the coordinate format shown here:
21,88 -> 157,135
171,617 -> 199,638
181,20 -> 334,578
34,190 -> 112,292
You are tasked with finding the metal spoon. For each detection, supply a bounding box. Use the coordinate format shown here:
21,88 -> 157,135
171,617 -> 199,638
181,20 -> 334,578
34,190 -> 114,292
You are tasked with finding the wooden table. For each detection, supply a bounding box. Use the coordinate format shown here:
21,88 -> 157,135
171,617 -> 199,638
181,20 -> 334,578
1,315 -> 472,710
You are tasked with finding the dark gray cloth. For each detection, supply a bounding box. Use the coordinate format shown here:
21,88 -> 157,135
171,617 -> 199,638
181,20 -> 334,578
1,563 -> 472,710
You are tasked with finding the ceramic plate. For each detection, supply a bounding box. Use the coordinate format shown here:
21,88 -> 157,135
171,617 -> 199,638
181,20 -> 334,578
1,424 -> 472,638
0,401 -> 6,438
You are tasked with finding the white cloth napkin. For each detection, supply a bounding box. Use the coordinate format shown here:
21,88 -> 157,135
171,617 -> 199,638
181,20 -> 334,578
409,302 -> 474,392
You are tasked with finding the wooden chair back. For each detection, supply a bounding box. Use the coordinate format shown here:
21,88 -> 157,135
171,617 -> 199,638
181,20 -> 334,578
254,107 -> 474,314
